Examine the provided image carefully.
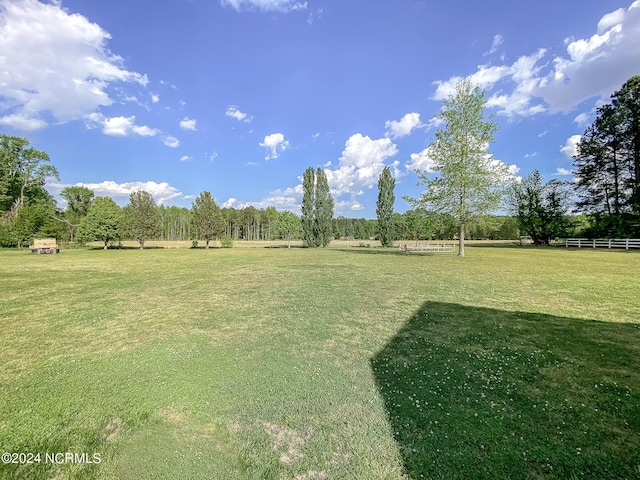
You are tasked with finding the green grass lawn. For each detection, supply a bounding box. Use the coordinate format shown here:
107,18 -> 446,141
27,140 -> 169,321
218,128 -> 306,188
1,245 -> 639,479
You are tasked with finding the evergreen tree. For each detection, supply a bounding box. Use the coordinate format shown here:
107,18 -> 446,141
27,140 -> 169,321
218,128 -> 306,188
191,191 -> 224,248
376,166 -> 396,247
314,167 -> 334,247
122,191 -> 161,249
301,167 -> 316,247
573,76 -> 640,236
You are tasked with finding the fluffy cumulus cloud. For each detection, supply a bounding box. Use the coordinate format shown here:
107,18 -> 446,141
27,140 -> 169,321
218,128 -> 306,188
179,117 -> 197,131
384,112 -> 424,139
87,114 -> 158,137
406,147 -> 436,173
0,0 -> 148,130
164,136 -> 180,148
433,1 -> 640,116
556,167 -> 573,176
324,134 -> 399,198
225,105 -> 252,122
220,0 -> 307,13
56,180 -> 182,205
259,133 -> 289,160
561,134 -> 582,159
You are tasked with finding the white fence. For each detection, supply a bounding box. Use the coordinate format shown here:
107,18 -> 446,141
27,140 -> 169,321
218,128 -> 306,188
561,238 -> 640,249
399,243 -> 456,253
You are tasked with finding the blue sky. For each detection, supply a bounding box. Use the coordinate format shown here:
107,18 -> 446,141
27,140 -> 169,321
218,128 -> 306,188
1,0 -> 639,217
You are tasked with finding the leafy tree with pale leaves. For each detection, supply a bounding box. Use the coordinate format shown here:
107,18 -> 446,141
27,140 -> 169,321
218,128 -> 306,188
78,196 -> 122,249
191,191 -> 224,248
376,166 -> 396,247
122,191 -> 161,249
406,78 -> 509,257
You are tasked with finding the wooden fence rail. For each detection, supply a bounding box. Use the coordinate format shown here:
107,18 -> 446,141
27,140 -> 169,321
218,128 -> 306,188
560,238 -> 640,250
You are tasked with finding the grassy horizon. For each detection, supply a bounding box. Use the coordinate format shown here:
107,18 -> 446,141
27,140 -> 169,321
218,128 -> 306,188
1,246 -> 639,479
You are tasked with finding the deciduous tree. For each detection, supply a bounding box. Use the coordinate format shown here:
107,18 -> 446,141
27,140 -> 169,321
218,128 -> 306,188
314,167 -> 334,247
191,191 -> 224,248
122,191 -> 161,249
509,170 -> 571,245
301,167 -> 316,247
275,210 -> 301,248
78,196 -> 122,249
406,78 -> 509,256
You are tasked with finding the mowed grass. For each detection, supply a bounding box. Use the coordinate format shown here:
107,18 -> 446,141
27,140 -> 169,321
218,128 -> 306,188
0,245 -> 639,479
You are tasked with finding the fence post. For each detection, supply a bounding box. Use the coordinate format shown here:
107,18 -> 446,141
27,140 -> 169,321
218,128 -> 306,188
626,239 -> 629,250
609,239 -> 612,249
592,239 -> 596,248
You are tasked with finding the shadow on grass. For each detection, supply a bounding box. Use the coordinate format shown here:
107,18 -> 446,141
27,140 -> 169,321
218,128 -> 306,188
332,248 -> 429,256
371,302 -> 640,479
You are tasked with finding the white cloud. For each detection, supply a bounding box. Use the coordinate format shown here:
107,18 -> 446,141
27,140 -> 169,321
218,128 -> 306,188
69,180 -> 182,205
432,2 -> 640,117
220,0 -> 307,13
484,34 -> 505,56
556,167 -> 573,176
406,147 -> 436,173
0,0 -> 148,130
179,117 -> 197,131
225,105 -> 252,122
324,134 -> 398,197
561,134 -> 582,159
90,115 -> 158,137
222,194 -> 300,212
260,133 -> 290,160
164,136 -> 180,148
151,94 -> 160,104
524,152 -> 537,159
573,112 -> 591,126
131,125 -> 158,137
180,155 -> 192,162
0,114 -> 48,131
384,112 -> 424,139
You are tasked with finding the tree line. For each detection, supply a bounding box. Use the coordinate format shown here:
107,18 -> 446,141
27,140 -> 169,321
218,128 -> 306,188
1,75 -> 637,250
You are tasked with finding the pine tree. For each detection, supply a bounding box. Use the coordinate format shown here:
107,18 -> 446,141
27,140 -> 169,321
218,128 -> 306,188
376,166 -> 396,247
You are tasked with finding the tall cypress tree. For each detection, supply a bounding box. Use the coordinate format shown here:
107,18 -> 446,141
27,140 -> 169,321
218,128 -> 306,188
314,167 -> 334,247
301,167 -> 316,247
376,166 -> 396,247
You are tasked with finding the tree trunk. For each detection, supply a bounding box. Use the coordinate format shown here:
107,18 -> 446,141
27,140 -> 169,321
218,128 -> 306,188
458,222 -> 465,257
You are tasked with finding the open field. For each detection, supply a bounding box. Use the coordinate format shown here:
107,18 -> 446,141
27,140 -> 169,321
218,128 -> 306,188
1,246 -> 639,479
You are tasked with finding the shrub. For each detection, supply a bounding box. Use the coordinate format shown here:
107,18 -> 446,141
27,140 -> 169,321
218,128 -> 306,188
220,235 -> 233,248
